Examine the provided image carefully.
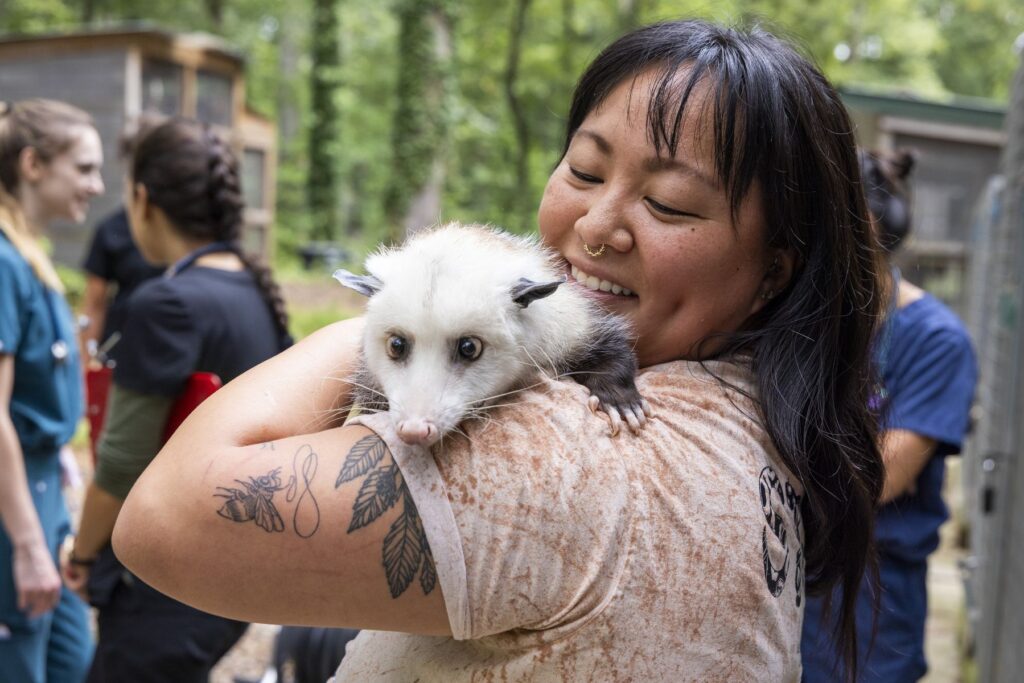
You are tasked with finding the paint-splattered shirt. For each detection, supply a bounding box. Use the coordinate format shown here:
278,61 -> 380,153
336,359 -> 805,682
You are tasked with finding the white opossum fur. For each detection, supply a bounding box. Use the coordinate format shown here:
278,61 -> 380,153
334,222 -> 647,447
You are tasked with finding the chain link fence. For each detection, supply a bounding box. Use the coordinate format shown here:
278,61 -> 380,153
962,52 -> 1024,682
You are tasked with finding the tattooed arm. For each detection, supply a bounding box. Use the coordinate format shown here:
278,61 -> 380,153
112,318 -> 450,634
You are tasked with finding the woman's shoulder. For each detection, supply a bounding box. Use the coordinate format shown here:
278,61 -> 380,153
0,233 -> 36,297
0,231 -> 29,273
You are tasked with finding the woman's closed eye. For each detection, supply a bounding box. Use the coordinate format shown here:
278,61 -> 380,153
569,166 -> 602,184
645,196 -> 702,219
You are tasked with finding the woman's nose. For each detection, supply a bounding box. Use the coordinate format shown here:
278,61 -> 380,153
573,190 -> 634,253
90,173 -> 105,196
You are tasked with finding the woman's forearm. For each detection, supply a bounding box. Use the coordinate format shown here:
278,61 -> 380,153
0,355 -> 46,549
168,317 -> 364,450
0,413 -> 46,549
78,275 -> 108,364
72,481 -> 122,559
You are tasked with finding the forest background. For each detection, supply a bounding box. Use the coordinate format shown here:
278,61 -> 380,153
1,0 -> 1021,278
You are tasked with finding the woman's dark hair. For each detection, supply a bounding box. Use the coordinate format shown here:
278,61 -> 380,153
859,148 -> 915,251
564,20 -> 885,680
131,119 -> 289,339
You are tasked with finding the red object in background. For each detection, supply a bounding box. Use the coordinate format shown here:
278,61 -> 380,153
161,372 -> 222,442
85,366 -> 114,466
85,368 -> 222,466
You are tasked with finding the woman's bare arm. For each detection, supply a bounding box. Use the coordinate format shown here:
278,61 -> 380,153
0,354 -> 62,617
113,318 -> 451,634
879,429 -> 937,504
77,275 -> 108,364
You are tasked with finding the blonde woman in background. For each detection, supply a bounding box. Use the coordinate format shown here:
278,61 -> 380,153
0,99 -> 104,683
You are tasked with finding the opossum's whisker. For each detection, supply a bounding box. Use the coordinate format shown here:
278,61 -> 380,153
516,344 -> 554,377
329,377 -> 388,399
458,379 -> 550,409
554,368 -> 616,380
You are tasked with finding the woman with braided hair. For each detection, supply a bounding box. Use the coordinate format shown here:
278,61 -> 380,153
65,118 -> 292,682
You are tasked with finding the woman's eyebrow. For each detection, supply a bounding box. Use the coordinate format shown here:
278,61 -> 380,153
644,156 -> 718,190
573,128 -> 612,154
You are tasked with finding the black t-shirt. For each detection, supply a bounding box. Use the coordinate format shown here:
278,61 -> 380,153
114,266 -> 289,397
82,209 -> 165,347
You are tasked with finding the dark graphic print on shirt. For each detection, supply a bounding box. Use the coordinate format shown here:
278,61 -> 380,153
759,465 -> 804,607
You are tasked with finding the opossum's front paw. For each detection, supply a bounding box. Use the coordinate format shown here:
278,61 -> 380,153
587,393 -> 653,436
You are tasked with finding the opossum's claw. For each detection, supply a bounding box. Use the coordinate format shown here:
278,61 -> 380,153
587,395 -> 601,415
641,399 -> 654,418
624,405 -> 646,434
605,408 -> 623,437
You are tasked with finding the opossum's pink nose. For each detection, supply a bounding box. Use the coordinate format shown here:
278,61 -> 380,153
397,419 -> 440,447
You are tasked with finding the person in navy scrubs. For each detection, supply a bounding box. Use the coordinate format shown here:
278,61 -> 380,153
801,149 -> 978,681
0,99 -> 105,683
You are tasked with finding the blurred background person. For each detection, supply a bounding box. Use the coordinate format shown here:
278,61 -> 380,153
77,116 -> 164,369
0,98 -> 104,683
63,117 -> 292,683
801,149 -> 978,681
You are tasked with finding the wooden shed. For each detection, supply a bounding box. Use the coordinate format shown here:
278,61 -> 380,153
841,86 -> 1007,315
0,27 -> 277,266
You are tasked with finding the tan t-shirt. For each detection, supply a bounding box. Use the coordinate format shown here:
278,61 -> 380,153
335,359 -> 805,682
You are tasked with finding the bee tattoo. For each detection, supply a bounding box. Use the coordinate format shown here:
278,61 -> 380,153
215,468 -> 286,533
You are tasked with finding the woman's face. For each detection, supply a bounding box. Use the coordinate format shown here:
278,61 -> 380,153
31,125 -> 104,224
538,71 -> 779,366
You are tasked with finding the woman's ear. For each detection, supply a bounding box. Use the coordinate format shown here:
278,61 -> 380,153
17,146 -> 44,183
751,247 -> 797,315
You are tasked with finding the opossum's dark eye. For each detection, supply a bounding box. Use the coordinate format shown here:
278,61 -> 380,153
456,336 -> 483,361
386,335 -> 409,360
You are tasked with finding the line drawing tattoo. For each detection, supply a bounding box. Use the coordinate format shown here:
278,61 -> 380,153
285,444 -> 321,539
260,441 -> 276,451
337,435 -> 437,598
215,468 -> 286,533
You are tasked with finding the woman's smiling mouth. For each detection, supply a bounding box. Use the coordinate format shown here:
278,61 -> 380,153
570,263 -> 635,296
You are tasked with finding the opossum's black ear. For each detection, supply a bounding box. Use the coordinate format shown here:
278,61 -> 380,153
511,277 -> 564,308
333,269 -> 383,297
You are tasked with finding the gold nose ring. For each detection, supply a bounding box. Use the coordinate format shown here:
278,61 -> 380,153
583,242 -> 606,258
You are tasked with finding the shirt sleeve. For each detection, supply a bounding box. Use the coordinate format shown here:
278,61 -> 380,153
114,280 -> 200,397
352,386 -> 633,641
94,385 -> 175,498
82,219 -> 113,280
885,328 -> 977,455
0,255 -> 26,355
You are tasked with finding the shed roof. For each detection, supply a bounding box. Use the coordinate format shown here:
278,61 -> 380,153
0,24 -> 244,66
840,85 -> 1005,130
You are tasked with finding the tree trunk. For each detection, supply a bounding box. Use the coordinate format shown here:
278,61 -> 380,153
205,0 -> 224,30
504,0 -> 532,230
385,0 -> 454,243
308,0 -> 342,242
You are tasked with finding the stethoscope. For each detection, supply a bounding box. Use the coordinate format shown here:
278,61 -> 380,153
42,287 -> 72,366
42,241 -> 238,366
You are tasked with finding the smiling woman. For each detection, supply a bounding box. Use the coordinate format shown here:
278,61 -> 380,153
539,70 -> 785,366
113,19 -> 885,683
0,99 -> 104,683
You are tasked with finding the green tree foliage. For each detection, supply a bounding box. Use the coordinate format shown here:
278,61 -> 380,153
0,0 -> 1019,253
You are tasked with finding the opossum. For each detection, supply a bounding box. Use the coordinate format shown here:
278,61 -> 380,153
333,222 -> 649,447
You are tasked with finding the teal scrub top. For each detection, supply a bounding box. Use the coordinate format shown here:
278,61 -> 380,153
0,231 -> 83,456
